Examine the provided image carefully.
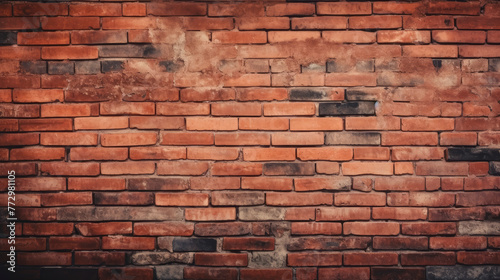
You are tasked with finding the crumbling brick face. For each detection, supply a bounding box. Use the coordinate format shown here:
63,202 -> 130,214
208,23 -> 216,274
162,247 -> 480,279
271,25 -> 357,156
0,1 -> 500,279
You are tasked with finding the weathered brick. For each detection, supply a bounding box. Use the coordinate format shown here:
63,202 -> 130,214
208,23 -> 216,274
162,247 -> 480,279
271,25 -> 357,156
173,238 -> 217,252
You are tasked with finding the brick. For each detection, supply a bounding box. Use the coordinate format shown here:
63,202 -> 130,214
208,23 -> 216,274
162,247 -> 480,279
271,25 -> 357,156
18,252 -> 72,266
350,16 -> 402,29
103,17 -> 156,30
344,222 -> 400,236
427,2 -> 480,15
325,73 -> 377,87
42,46 -> 98,60
0,237 -> 45,251
239,206 -> 286,221
70,3 -> 121,16
13,177 -> 65,192
316,162 -> 340,175
292,17 -> 346,30
18,32 -> 69,45
191,178 -> 240,191
286,208 -> 316,221
128,178 -> 188,191
102,236 -> 155,250
264,102 -> 315,116
238,17 -> 289,30
378,30 -> 430,44
457,191 -> 500,207
123,3 -> 146,16
267,193 -> 333,206
209,3 -> 264,17
0,31 -> 16,45
94,192 -> 153,206
402,222 -> 456,235
296,147 -> 351,161
41,162 -> 99,176
76,222 -> 132,236
42,17 -> 100,30
288,237 -> 370,251
323,31 -> 376,43
291,223 -> 342,236
353,147 -> 390,160
458,252 -> 500,265
0,17 -> 39,30
401,252 -> 455,266
212,163 -> 262,176
267,3 -> 315,16
373,237 -> 428,250
457,17 -> 500,30
489,31 -> 500,43
101,161 -> 155,175
372,268 -> 425,280
161,132 -> 214,145
158,161 -> 209,176
392,147 -> 444,161
185,17 -> 234,31
326,132 -> 380,145
290,88 -> 344,101
344,252 -> 398,265
212,192 -> 264,206
10,147 -> 65,161
0,104 -> 40,118
98,268 -> 153,280
288,252 -> 342,267
335,193 -> 386,206
382,132 -> 438,146
375,177 -> 425,191
318,268 -> 370,280
316,207 -> 370,221
416,162 -> 468,176
459,221 -> 500,235
429,208 -> 485,221
13,89 -> 63,103
156,193 -> 208,207
373,207 -> 427,220
13,3 -> 67,16
404,16 -> 454,29
317,2 -> 371,15
212,103 -> 261,116
195,253 -> 247,266
213,31 -> 266,44
433,30 -> 485,43
243,148 -> 295,161
239,117 -> 289,130
49,236 -> 100,250
242,177 -> 292,191
430,236 -> 486,250
272,132 -> 324,146
343,162 -> 393,175
24,223 -> 73,236
182,88 -> 235,102
224,237 -> 274,251
172,238 -> 216,252
41,104 -> 92,118
0,76 -> 40,89
195,222 -> 251,237
214,132 -> 270,146
75,252 -> 125,266
75,117 -> 128,130
100,44 -> 161,58
101,133 -> 157,146
186,117 -> 238,131
346,117 -> 400,131
269,31 -> 320,43
447,148 -> 500,161
147,2 -> 206,16
19,61 -> 46,74
295,177 -> 350,192
185,208 -> 236,221
130,147 -> 185,160
184,268 -> 238,280
319,102 -> 375,116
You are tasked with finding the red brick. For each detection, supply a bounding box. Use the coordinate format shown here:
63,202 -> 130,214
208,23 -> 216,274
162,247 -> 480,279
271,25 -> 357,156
49,237 -> 100,250
374,177 -> 425,191
350,16 -> 402,29
101,161 -> 155,175
0,4 -> 11,16
212,103 -> 262,117
264,103 -> 316,116
343,162 -> 393,175
41,104 -> 93,118
433,30 -> 485,43
373,207 -> 427,220
243,148 -> 295,161
215,133 -> 270,146
239,117 -> 289,130
456,118 -> 497,131
213,31 -> 267,44
430,236 -> 486,250
266,3 -> 315,16
0,193 -> 40,207
456,191 -> 500,207
317,2 -> 371,15
13,3 -> 67,16
416,162 -> 468,176
70,3 -> 121,16
41,162 -> 99,176
460,45 -> 500,58
392,147 -> 444,161
345,252 -> 398,266
318,268 -> 370,280
130,147 -> 185,160
18,32 -> 69,45
353,147 -> 390,161
182,88 -> 235,102
286,208 -> 316,221
346,117 -> 400,131
382,132 -> 438,146
224,237 -> 274,251
190,177 -> 240,190
157,161 -> 209,176
185,17 -> 234,30
403,45 -> 458,58
272,132 -> 324,146
290,118 -> 342,131
76,222 -> 132,236
187,147 -> 239,160
323,31 -> 376,43
489,31 -> 500,43
408,192 -> 455,207
195,222 -> 251,236
291,223 -> 342,236
42,17 -> 100,30
464,177 -> 500,191
147,2 -> 206,16
458,252 -> 500,265
427,2 -> 480,15
288,253 -> 342,266
195,253 -> 248,267
0,17 -> 39,30
325,73 -> 377,87
0,238 -> 45,251
373,237 -> 428,250
441,132 -> 477,146
298,148 -> 351,162
238,17 -> 289,30
316,162 -> 340,175
335,193 -> 386,206
99,268 -> 153,280
41,192 -> 92,206
13,89 -> 63,103
17,208 -> 57,221
457,17 -> 500,30
102,236 -> 155,250
68,178 -> 125,191
100,102 -> 154,115
0,162 -> 35,176
75,117 -> 128,130
395,162 -> 413,175
24,223 -> 73,236
267,193 -> 333,206
103,17 -> 156,30
18,252 -> 72,266
10,147 -> 64,161
101,133 -> 157,146
123,3 -> 146,16
157,103 -> 209,116
225,74 -> 270,87
429,208 -> 485,221
0,133 -> 38,146
75,251 -> 125,266
316,207 -> 370,221
344,222 -> 400,236
268,31 -> 320,43
42,46 -> 98,60
401,252 -> 456,266
378,30 -> 430,43
72,30 -> 127,44
241,177 -> 292,191
134,222 -> 194,236
0,104 -> 39,118
161,132 -> 214,145
184,268 -> 238,280
0,76 -> 40,88
185,208 -> 236,221
402,222 -> 456,235
156,193 -> 209,207
186,117 -> 238,131
404,16 -> 454,29
295,177 -> 350,192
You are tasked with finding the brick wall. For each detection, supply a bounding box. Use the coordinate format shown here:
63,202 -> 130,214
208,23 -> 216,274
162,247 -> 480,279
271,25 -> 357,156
1,1 -> 500,279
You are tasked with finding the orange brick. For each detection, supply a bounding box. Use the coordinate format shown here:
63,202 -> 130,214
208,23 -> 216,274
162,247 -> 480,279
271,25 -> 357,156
290,118 -> 342,131
213,31 -> 267,44
186,117 -> 238,131
42,46 -> 98,60
266,3 -> 315,16
238,17 -> 289,30
343,162 -> 393,176
243,148 -> 295,161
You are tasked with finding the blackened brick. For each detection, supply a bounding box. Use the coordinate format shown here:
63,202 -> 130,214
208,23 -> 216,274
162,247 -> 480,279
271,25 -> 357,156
159,60 -> 183,72
319,102 -> 376,116
0,32 -> 16,45
489,59 -> 500,72
20,61 -> 47,74
172,238 -> 217,252
40,268 -> 98,280
427,266 -> 500,280
75,61 -> 100,75
263,163 -> 315,176
490,162 -> 500,175
48,61 -> 74,75
290,88 -> 344,101
327,59 -> 349,73
372,267 -> 425,280
325,132 -> 381,145
99,45 -> 160,58
101,60 -> 123,73
356,60 -> 374,72
345,90 -> 378,101
446,148 -> 500,161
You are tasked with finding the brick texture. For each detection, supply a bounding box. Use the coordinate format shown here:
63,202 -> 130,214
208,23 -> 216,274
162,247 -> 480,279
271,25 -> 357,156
0,1 -> 499,279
